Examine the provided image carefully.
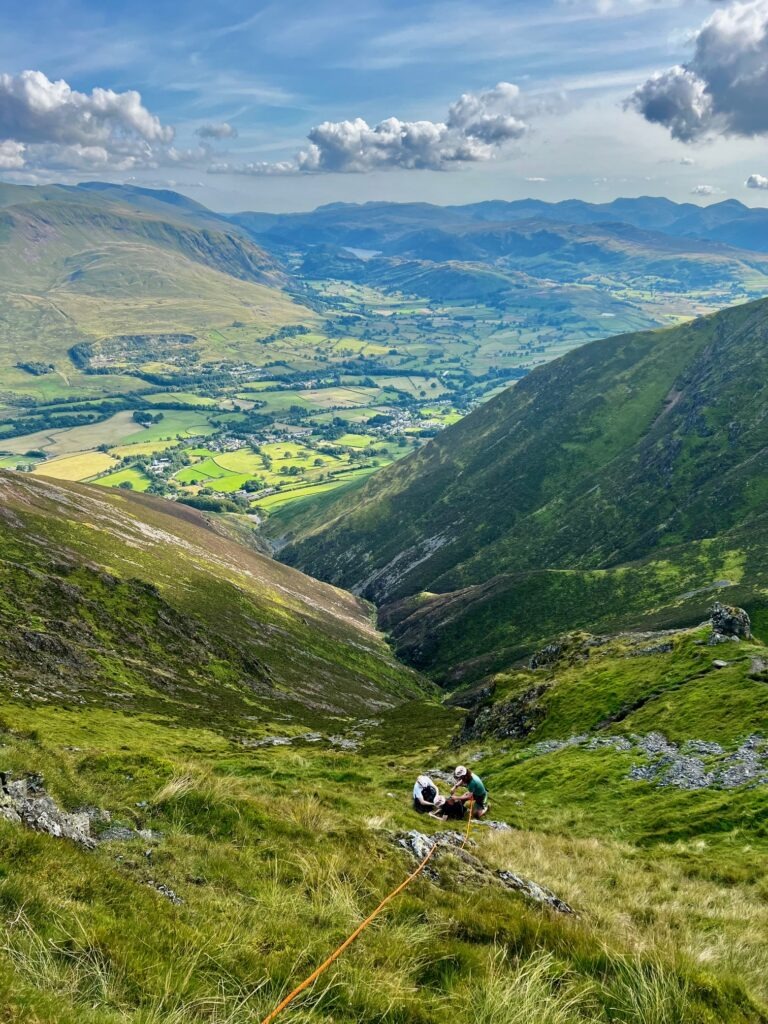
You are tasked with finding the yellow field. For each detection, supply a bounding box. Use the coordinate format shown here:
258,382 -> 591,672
2,411 -> 142,456
144,392 -> 218,407
32,451 -> 117,481
110,439 -> 181,458
297,387 -> 381,409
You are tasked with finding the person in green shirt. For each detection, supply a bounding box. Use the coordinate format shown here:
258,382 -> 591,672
451,765 -> 488,818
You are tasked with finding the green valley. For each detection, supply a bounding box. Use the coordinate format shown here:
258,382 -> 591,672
281,296 -> 768,680
0,183 -> 767,1024
7,186 -> 768,527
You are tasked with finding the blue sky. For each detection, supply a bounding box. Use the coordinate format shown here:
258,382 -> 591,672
1,0 -> 768,210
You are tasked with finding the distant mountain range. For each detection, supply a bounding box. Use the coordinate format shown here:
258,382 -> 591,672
280,295 -> 768,682
230,195 -> 768,319
231,195 -> 768,254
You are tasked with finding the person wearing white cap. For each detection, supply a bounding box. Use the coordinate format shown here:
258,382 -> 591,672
451,765 -> 488,817
412,774 -> 439,813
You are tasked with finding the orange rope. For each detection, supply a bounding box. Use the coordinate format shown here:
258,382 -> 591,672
260,798 -> 475,1024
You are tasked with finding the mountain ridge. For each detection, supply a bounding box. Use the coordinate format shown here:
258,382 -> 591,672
0,469 -> 425,723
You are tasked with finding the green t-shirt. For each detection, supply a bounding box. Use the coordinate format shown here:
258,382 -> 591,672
468,775 -> 487,803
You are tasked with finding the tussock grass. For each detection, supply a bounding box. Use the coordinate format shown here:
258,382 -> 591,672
480,827 -> 768,1008
0,706 -> 765,1023
457,949 -> 596,1024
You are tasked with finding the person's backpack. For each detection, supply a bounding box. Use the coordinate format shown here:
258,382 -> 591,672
421,784 -> 436,803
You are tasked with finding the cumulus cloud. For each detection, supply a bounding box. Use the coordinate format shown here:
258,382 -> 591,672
746,173 -> 768,189
195,121 -> 237,140
0,140 -> 25,169
211,82 -> 531,176
627,0 -> 768,141
0,70 -> 177,173
691,184 -> 721,196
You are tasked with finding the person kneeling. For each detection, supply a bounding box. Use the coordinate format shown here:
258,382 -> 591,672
412,774 -> 439,813
451,765 -> 489,818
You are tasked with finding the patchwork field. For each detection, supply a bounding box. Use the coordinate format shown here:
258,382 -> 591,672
6,190 -> 768,526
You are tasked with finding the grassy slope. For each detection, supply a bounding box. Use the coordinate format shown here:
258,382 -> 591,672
0,470 -> 424,722
282,298 -> 768,680
0,623 -> 766,1023
0,477 -> 766,1021
0,184 -> 313,390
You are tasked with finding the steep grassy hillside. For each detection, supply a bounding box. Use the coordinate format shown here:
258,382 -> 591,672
0,476 -> 766,1022
0,603 -> 766,1023
281,297 -> 768,679
0,470 -> 424,722
0,184 -> 313,402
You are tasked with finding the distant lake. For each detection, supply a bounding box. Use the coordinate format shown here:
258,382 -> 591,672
343,247 -> 382,260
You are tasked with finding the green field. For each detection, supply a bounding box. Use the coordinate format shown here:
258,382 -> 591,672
95,466 -> 152,491
143,392 -> 219,407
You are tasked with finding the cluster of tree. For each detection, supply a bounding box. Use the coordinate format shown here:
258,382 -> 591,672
16,361 -> 54,376
1,410 -> 103,440
178,494 -> 254,514
255,325 -> 313,347
68,342 -> 95,369
132,410 -> 165,426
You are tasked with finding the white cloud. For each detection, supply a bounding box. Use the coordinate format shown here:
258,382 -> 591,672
628,0 -> 768,141
195,121 -> 237,140
563,0 -> 686,11
746,172 -> 768,188
211,82 -> 531,176
0,69 -> 176,173
679,156 -> 696,165
0,140 -> 25,169
526,176 -> 548,182
208,158 -> 296,177
691,183 -> 721,195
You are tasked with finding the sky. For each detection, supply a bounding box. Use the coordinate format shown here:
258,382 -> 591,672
2,0 -> 768,211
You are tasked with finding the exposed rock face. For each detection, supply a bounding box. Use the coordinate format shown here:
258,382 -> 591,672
0,772 -> 95,848
481,731 -> 767,792
146,880 -> 183,904
395,830 -> 574,914
530,632 -> 595,670
710,602 -> 751,641
457,685 -> 549,744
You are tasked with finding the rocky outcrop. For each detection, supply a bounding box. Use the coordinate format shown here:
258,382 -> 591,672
486,731 -> 767,791
0,772 -> 95,848
0,773 -> 165,847
456,685 -> 549,744
628,733 -> 767,790
395,830 -> 574,914
529,632 -> 595,670
710,602 -> 751,642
